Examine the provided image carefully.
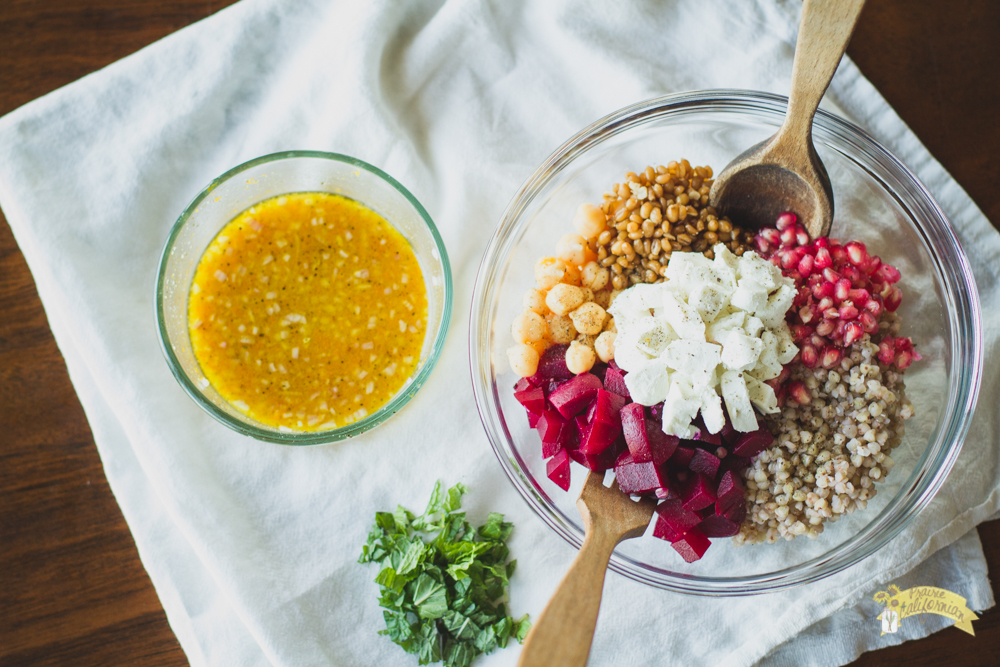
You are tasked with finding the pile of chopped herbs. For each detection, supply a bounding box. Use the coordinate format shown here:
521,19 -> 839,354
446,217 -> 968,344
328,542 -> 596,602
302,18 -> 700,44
358,481 -> 530,667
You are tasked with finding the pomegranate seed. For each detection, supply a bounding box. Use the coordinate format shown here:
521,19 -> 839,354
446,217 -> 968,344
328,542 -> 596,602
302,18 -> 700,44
885,285 -> 903,311
761,228 -> 781,245
780,249 -> 799,270
793,287 -> 810,307
849,288 -> 870,304
789,380 -> 812,405
818,297 -> 834,311
812,281 -> 834,299
878,264 -> 901,283
820,346 -> 843,369
801,345 -> 819,368
843,321 -> 864,346
799,306 -> 814,324
823,267 -> 841,284
780,227 -> 798,246
845,241 -> 868,266
895,350 -> 914,370
894,336 -> 914,352
860,311 -> 878,333
776,211 -> 797,230
815,237 -> 830,249
842,265 -> 861,285
775,366 -> 791,384
755,238 -> 772,254
796,230 -> 810,246
831,246 -> 848,264
814,248 -> 833,269
834,320 -> 848,338
776,384 -> 788,408
835,278 -> 851,301
791,324 -> 814,341
864,296 -> 883,317
839,303 -> 859,320
815,319 -> 836,337
823,307 -> 840,320
809,335 -> 826,350
798,254 -> 815,276
866,255 -> 882,275
878,339 -> 896,365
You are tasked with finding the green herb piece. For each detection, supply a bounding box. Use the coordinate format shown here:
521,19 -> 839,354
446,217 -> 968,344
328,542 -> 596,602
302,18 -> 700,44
359,481 -> 530,667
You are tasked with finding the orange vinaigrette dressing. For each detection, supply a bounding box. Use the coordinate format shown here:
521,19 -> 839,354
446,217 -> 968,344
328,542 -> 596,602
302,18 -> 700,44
188,192 -> 428,430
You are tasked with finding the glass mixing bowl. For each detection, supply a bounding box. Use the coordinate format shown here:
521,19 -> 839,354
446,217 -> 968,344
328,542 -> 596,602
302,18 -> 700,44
469,90 -> 982,594
157,151 -> 452,445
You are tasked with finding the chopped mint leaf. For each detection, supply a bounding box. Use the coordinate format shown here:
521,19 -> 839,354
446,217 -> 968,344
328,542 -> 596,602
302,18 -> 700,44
359,481 -> 530,666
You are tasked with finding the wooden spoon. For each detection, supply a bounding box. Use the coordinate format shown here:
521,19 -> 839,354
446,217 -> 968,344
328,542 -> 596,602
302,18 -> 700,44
517,472 -> 656,667
709,0 -> 867,239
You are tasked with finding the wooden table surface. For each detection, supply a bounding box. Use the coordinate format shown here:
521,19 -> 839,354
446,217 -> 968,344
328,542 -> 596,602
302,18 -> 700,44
1,1 -> 998,665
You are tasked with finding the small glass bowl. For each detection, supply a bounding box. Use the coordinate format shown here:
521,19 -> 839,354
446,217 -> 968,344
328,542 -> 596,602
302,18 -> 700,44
469,91 -> 983,594
156,151 -> 452,445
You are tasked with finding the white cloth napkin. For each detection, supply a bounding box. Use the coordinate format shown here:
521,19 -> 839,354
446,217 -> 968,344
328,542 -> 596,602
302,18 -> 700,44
2,1 -> 998,665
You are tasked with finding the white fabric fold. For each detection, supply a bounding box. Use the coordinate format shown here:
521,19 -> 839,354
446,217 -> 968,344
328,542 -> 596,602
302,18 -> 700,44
1,1 -> 998,665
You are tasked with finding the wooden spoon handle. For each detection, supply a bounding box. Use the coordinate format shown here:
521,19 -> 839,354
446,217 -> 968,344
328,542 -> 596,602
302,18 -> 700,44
517,524 -> 618,667
782,0 -> 866,139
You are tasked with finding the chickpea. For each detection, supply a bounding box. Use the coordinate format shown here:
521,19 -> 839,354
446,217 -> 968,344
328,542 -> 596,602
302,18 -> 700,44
523,288 -> 548,314
556,233 -> 587,267
511,309 -> 546,344
565,340 -> 596,374
573,204 -> 607,239
507,343 -> 539,378
546,313 -> 577,344
535,257 -> 566,290
569,302 -> 607,335
529,338 -> 552,355
595,331 -> 616,362
545,283 -> 585,315
581,261 -> 609,291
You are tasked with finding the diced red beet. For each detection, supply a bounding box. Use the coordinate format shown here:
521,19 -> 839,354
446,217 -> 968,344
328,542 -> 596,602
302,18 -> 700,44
622,403 -> 679,465
514,385 -> 546,415
549,373 -> 603,418
546,450 -> 571,491
668,446 -> 695,468
698,514 -> 740,537
526,372 -> 546,387
579,418 -> 621,455
690,428 -> 723,448
573,414 -> 588,444
527,411 -> 540,429
689,449 -> 721,478
587,389 -> 627,425
614,452 -> 669,495
670,527 -> 712,563
535,410 -> 566,446
732,428 -> 775,458
680,473 -> 718,511
570,435 -> 622,471
719,500 -> 747,525
546,378 -> 568,396
652,499 -> 702,542
719,419 -> 739,444
590,362 -> 608,383
513,378 -> 532,393
608,358 -> 621,371
648,403 -> 663,423
536,344 -> 573,379
603,367 -> 631,401
719,455 -> 750,474
715,470 -> 745,516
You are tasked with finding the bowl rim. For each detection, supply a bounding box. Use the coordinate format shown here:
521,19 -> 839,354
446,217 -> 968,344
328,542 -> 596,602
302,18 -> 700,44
155,150 -> 453,445
469,89 -> 983,594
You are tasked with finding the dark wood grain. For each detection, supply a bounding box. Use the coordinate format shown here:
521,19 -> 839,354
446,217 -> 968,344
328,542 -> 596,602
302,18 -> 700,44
0,1 -> 997,666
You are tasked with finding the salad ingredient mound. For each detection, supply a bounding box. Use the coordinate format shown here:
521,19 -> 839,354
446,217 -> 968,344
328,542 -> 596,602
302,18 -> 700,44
188,192 -> 427,430
359,482 -> 530,667
610,245 -> 799,437
507,163 -> 921,560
